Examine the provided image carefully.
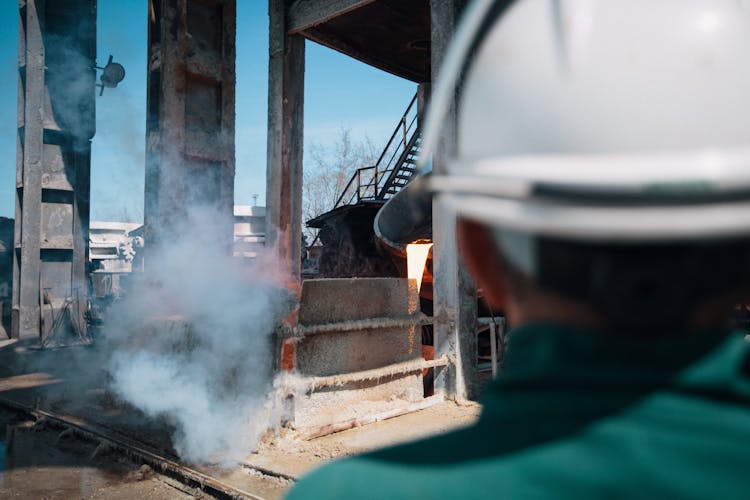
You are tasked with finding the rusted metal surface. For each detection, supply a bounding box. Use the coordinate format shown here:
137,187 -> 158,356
269,0 -> 478,402
267,0 -> 305,292
287,0 -> 376,33
145,0 -> 236,250
308,203 -> 400,279
295,0 -> 431,83
14,0 -> 96,342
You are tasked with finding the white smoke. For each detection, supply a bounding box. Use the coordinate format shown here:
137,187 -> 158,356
103,204 -> 290,465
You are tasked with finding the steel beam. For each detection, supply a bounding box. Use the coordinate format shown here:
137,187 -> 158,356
145,0 -> 236,252
13,0 -> 96,342
430,0 -> 478,401
417,82 -> 430,125
266,0 -> 305,292
286,0 -> 375,34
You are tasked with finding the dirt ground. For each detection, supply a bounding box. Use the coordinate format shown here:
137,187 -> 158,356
0,401 -> 479,499
247,400 -> 481,480
0,407 -> 197,499
0,338 -> 481,499
0,340 -> 292,499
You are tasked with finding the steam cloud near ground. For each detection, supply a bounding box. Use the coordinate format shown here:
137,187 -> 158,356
103,205 -> 290,465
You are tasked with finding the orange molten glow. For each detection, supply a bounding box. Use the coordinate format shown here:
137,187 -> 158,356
406,242 -> 433,293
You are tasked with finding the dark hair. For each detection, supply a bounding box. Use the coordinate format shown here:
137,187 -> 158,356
507,237 -> 750,335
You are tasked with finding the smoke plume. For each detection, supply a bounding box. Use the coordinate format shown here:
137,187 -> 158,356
103,204 -> 290,465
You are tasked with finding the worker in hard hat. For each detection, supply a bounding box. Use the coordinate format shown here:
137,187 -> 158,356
287,0 -> 750,497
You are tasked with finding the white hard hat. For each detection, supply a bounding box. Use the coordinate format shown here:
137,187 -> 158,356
423,0 -> 750,242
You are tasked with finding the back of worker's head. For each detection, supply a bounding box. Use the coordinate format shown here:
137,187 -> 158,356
466,229 -> 750,335
422,0 -> 750,334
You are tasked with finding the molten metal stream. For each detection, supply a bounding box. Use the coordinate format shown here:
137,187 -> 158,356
406,242 -> 433,292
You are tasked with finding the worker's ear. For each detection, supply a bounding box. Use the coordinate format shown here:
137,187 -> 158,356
456,219 -> 508,312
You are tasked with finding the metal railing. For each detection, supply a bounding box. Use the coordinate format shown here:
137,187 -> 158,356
331,91 -> 420,210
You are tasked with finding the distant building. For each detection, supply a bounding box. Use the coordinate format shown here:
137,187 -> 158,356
85,204 -> 268,300
233,205 -> 266,261
89,221 -> 144,300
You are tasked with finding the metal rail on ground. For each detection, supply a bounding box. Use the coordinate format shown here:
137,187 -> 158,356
0,396 -> 265,500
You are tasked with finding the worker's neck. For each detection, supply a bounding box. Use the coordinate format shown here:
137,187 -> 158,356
506,290 -> 738,334
505,289 -> 605,332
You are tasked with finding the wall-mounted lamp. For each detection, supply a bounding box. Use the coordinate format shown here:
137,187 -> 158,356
96,55 -> 126,96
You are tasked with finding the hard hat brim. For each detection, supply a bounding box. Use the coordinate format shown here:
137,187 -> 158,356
442,193 -> 750,242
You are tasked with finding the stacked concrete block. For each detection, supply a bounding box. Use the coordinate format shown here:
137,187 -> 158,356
285,278 -> 426,436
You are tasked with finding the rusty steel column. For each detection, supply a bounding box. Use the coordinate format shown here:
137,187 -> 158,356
266,0 -> 305,292
417,82 -> 430,125
13,0 -> 96,342
430,0 -> 478,401
145,0 -> 236,251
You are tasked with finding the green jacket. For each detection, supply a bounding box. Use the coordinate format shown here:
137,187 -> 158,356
287,324 -> 750,499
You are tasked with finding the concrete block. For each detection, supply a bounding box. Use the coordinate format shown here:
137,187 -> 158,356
296,327 -> 420,377
295,278 -> 422,377
298,278 -> 419,325
289,278 -> 427,436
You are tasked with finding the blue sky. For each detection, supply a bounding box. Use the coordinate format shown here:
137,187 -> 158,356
0,1 -> 415,221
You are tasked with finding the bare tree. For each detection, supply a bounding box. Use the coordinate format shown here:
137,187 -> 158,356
303,127 -> 379,241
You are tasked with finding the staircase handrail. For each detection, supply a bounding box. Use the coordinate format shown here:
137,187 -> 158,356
331,165 -> 377,209
329,90 -> 420,211
374,92 -> 418,167
376,128 -> 420,199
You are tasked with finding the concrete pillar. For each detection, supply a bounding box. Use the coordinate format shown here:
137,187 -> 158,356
145,0 -> 236,251
416,82 -> 431,125
430,0 -> 478,401
266,0 -> 305,292
13,0 -> 96,342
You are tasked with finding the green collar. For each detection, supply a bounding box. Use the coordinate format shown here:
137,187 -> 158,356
502,322 -> 735,378
481,323 -> 750,423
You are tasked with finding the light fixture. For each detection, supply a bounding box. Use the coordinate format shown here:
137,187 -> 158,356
96,55 -> 126,96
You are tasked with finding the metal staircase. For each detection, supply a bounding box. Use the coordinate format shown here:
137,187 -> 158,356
380,133 -> 421,198
331,91 -> 421,209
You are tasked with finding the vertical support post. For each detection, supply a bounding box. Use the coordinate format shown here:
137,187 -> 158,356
416,82 -> 431,125
14,0 -> 44,339
430,0 -> 478,401
145,0 -> 236,253
266,0 -> 305,292
14,0 -> 96,342
356,170 -> 361,203
489,322 -> 497,378
401,116 -> 407,149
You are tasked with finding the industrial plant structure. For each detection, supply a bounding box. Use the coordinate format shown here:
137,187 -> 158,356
2,2 -> 494,494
